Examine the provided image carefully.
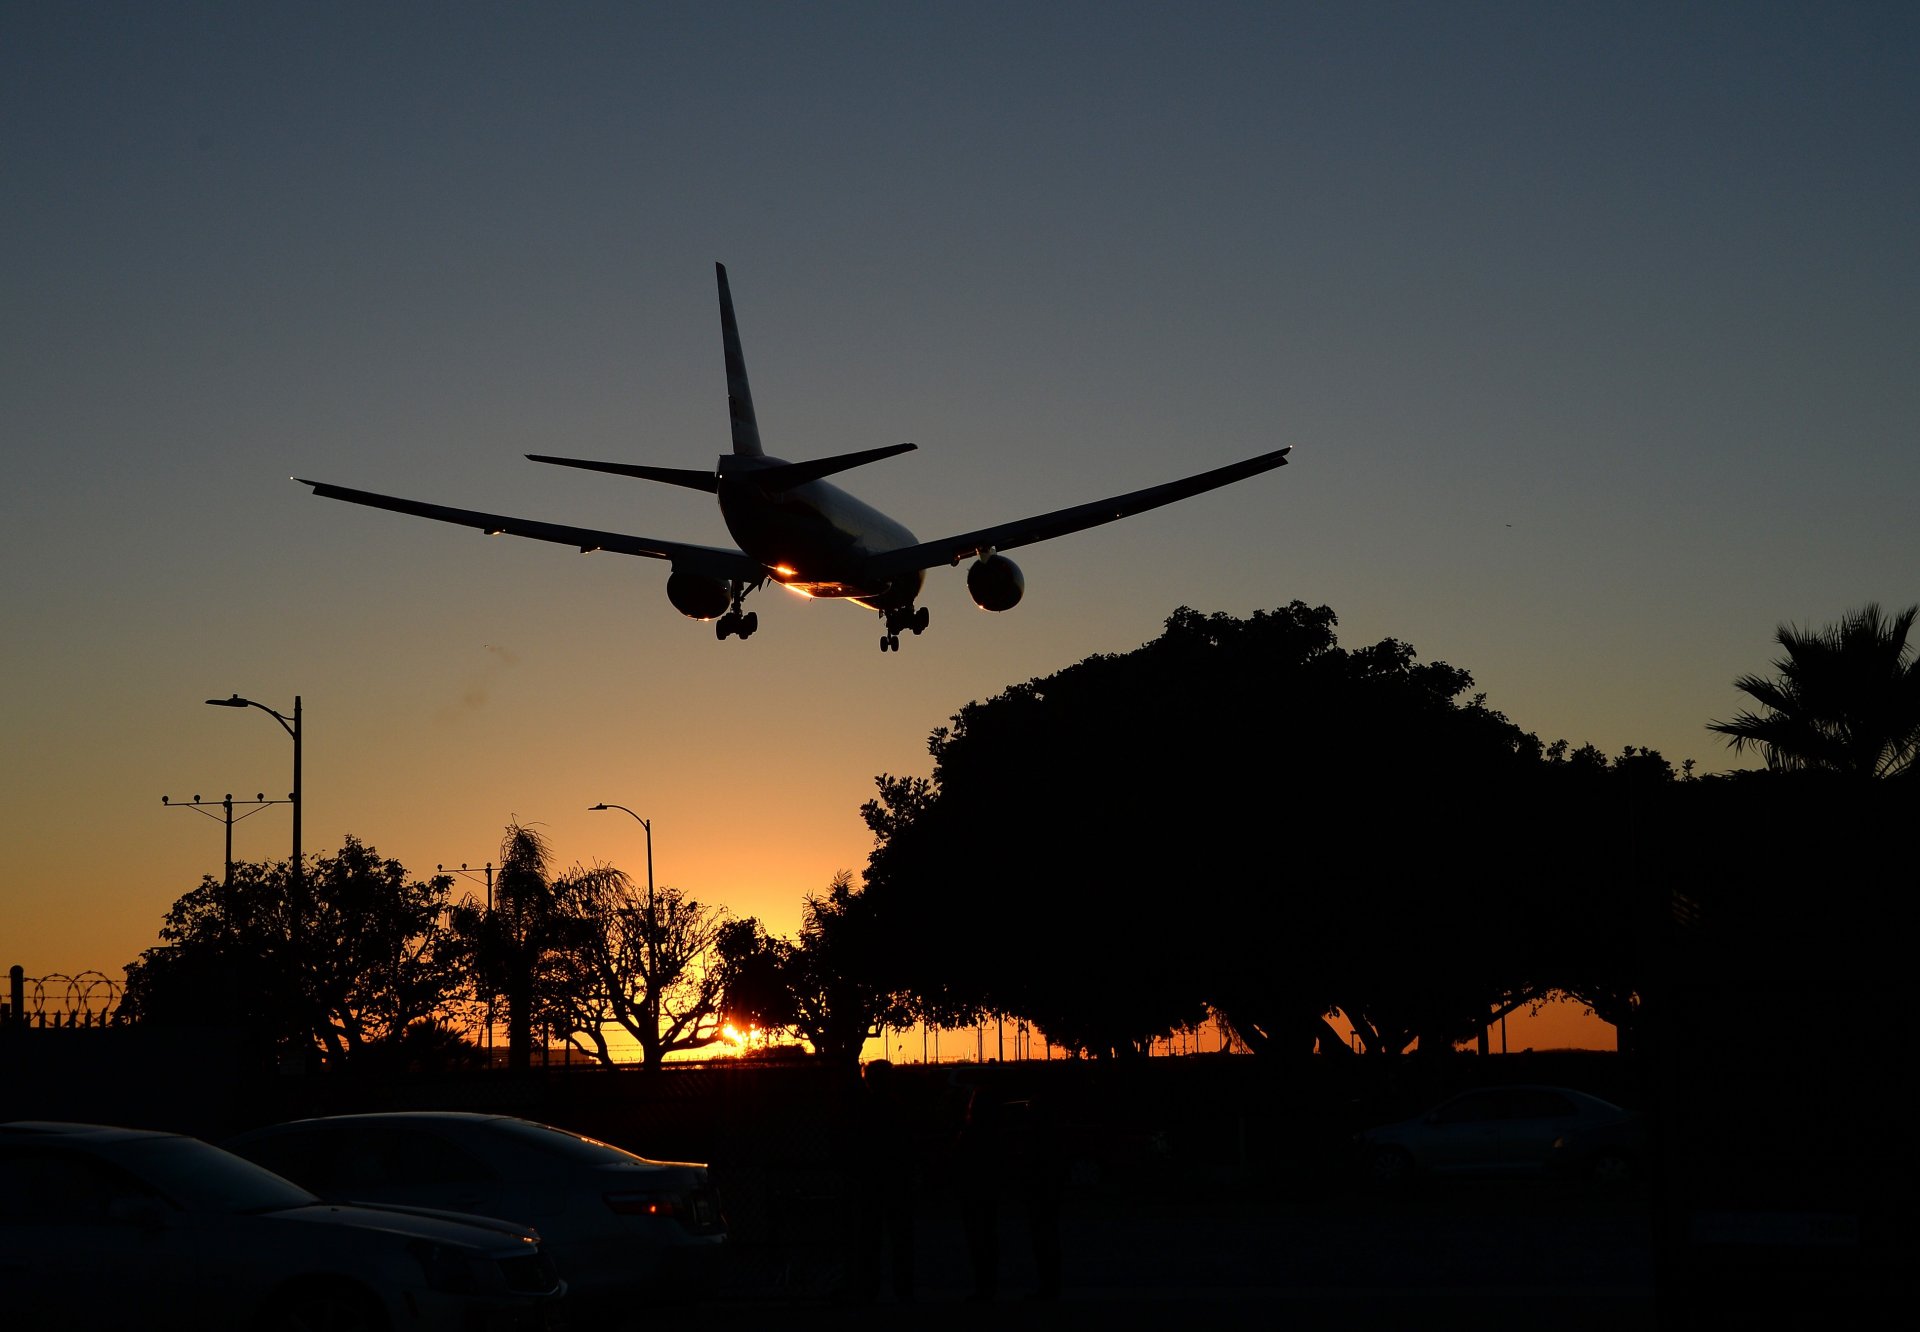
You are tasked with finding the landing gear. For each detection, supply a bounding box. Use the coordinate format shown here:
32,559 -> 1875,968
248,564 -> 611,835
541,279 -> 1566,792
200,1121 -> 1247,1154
878,604 -> 929,652
715,583 -> 760,641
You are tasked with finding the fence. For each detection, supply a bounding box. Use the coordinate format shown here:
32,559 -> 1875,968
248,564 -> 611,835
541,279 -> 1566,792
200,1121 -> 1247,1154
2,967 -> 123,1028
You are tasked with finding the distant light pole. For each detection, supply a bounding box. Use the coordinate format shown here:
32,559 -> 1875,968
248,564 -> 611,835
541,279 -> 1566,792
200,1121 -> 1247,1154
439,862 -> 497,1052
589,803 -> 657,1063
206,694 -> 301,894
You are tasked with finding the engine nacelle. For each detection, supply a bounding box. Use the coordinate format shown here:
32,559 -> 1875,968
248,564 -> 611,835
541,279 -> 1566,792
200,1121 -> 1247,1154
667,571 -> 731,620
966,553 -> 1025,612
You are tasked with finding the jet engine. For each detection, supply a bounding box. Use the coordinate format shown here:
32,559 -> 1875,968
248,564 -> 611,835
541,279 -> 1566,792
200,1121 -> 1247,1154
666,571 -> 731,620
966,553 -> 1025,612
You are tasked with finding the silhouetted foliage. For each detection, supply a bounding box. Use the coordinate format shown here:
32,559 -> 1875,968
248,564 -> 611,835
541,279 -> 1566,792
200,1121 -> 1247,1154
861,604 -> 1674,1058
543,865 -> 731,1069
120,838 -> 470,1067
717,872 -> 916,1069
449,822 -> 566,1071
1708,602 -> 1920,779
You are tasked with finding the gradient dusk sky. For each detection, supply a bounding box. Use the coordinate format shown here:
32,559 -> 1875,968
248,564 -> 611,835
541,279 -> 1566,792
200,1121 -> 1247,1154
4,3 -> 1916,1015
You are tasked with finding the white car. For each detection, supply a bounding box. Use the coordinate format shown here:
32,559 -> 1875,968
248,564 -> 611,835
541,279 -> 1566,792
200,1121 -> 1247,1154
226,1112 -> 728,1314
0,1121 -> 565,1329
1355,1084 -> 1644,1185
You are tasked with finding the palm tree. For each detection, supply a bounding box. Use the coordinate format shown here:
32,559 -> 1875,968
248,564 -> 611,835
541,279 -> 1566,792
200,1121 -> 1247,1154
492,821 -> 556,1070
1709,603 -> 1920,779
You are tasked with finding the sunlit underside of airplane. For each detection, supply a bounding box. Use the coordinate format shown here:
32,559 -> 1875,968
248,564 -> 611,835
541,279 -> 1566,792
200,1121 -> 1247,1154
297,265 -> 1290,652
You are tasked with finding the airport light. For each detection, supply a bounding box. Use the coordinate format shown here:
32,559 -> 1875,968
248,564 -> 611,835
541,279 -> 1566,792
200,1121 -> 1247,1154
206,694 -> 301,894
438,862 -> 497,1052
161,791 -> 291,890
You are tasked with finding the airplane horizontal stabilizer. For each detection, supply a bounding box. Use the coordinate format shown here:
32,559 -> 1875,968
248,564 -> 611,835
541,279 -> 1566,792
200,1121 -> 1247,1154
735,442 -> 918,492
527,454 -> 720,493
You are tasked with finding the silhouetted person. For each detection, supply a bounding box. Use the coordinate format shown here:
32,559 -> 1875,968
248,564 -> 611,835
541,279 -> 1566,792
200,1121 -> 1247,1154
848,1058 -> 920,1301
953,1081 -> 1064,1301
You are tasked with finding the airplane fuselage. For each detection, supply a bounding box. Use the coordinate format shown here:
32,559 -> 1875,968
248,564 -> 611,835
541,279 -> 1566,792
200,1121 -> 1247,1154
717,455 -> 924,610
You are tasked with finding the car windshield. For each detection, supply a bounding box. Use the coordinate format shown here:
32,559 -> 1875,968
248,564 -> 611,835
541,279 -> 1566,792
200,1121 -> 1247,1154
117,1136 -> 318,1213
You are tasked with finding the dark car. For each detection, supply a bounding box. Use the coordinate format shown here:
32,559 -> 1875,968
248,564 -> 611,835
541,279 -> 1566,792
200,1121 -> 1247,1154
1355,1084 -> 1644,1185
226,1111 -> 727,1312
0,1121 -> 565,1329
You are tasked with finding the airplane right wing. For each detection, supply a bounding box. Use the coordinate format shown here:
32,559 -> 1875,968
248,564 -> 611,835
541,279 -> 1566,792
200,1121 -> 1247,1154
293,479 -> 768,583
860,446 -> 1291,580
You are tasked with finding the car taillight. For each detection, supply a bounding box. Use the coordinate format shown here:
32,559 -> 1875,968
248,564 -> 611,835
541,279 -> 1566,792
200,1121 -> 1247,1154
604,1191 -> 677,1217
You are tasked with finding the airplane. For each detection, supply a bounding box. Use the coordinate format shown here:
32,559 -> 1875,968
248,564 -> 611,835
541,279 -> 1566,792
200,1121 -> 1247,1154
297,264 -> 1291,652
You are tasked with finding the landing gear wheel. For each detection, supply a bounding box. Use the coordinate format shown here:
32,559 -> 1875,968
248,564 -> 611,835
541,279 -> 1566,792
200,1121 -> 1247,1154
715,616 -> 733,641
740,611 -> 758,639
911,607 -> 930,635
880,635 -> 900,652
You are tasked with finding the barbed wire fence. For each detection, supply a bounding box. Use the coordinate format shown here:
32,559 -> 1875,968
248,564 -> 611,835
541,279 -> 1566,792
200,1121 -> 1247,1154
3,968 -> 123,1028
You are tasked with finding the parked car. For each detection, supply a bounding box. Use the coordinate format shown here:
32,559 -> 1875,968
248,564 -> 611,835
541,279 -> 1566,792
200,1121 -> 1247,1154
226,1111 -> 727,1311
0,1121 -> 565,1329
1355,1084 -> 1644,1185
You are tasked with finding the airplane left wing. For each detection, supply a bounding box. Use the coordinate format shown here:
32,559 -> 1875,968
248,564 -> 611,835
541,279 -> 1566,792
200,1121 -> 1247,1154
293,479 -> 767,583
860,446 -> 1291,580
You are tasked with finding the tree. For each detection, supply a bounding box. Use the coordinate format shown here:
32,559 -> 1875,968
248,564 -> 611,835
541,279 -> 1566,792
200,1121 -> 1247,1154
450,822 -> 570,1071
858,603 -> 1666,1059
121,838 -> 470,1066
716,874 -> 917,1068
544,865 -> 732,1070
1709,602 -> 1920,779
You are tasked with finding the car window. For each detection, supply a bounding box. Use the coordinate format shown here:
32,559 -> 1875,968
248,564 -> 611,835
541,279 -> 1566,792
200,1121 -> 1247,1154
1429,1092 -> 1505,1124
1506,1089 -> 1578,1120
284,1125 -> 497,1192
115,1136 -> 316,1213
0,1149 -> 163,1224
384,1129 -> 497,1186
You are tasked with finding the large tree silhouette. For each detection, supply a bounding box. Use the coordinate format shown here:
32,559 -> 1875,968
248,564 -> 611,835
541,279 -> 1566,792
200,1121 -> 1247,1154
860,604 -> 1629,1057
1709,602 -> 1920,779
121,838 -> 470,1066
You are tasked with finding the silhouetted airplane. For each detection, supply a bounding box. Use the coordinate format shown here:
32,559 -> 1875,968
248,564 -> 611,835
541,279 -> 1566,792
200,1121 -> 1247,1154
298,264 -> 1291,651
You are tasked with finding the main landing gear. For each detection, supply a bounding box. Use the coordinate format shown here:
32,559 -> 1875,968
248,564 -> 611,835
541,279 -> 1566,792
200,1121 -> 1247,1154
879,605 -> 930,652
716,582 -> 759,641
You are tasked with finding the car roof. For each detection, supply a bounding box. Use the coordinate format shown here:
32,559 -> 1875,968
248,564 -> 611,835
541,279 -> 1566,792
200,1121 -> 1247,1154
1440,1085 -> 1623,1107
0,1121 -> 184,1143
258,1111 -> 511,1129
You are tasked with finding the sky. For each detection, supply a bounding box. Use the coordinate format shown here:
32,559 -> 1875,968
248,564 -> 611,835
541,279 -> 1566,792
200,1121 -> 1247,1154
4,3 -> 1916,1051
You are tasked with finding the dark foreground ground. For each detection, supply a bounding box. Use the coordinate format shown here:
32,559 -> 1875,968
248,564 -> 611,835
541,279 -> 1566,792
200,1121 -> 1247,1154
684,1171 -> 1658,1332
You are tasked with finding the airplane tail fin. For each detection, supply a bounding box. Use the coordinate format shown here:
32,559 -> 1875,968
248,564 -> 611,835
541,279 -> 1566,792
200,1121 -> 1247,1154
716,263 -> 764,457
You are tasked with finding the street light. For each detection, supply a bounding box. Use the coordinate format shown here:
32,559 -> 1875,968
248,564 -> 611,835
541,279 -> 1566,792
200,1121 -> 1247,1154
589,803 -> 657,1061
206,694 -> 301,893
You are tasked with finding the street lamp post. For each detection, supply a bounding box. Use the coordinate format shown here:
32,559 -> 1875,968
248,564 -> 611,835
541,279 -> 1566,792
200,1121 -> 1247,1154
206,694 -> 301,896
589,803 -> 657,1065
